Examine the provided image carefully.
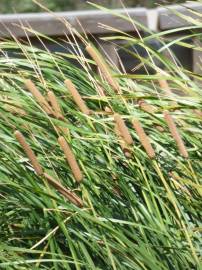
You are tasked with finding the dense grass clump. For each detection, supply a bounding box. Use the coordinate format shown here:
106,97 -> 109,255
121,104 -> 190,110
0,8 -> 202,269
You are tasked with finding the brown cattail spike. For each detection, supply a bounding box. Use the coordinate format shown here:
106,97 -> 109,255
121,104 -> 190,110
4,105 -> 26,116
138,100 -> 157,114
132,119 -> 155,159
114,114 -> 133,145
14,130 -> 43,175
43,173 -> 83,207
158,77 -> 173,96
47,91 -> 64,120
114,124 -> 131,158
25,79 -> 53,115
58,136 -> 83,182
86,44 -> 121,94
157,74 -> 177,107
64,79 -> 90,115
47,91 -> 69,135
97,85 -> 106,97
194,109 -> 202,118
104,106 -> 112,113
163,111 -> 188,158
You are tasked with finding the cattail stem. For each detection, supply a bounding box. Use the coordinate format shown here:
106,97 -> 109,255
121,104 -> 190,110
86,44 -> 121,94
43,173 -> 83,207
64,79 -> 90,115
14,130 -> 43,175
25,79 -> 53,115
132,119 -> 155,159
163,111 -> 188,158
47,91 -> 69,135
58,136 -> 83,182
114,114 -> 133,145
47,91 -> 64,120
96,85 -> 112,113
138,100 -> 157,114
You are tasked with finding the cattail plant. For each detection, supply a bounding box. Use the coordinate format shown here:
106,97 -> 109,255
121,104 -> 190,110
114,123 -> 131,157
47,91 -> 64,120
0,5 -> 202,269
14,130 -> 43,175
58,136 -> 83,182
163,111 -> 188,158
86,44 -> 121,93
138,99 -> 157,114
25,79 -> 54,115
157,74 -> 178,106
132,119 -> 155,159
64,79 -> 90,115
114,113 -> 133,145
14,131 -> 82,206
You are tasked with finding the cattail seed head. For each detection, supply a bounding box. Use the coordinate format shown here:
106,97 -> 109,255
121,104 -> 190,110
138,100 -> 157,114
47,91 -> 64,120
157,75 -> 177,106
163,111 -> 188,158
64,79 -> 90,115
114,114 -> 133,145
14,130 -> 43,175
158,77 -> 172,95
96,85 -> 106,97
194,109 -> 202,118
156,125 -> 164,132
104,106 -> 112,113
4,105 -> 26,116
86,44 -> 121,94
114,124 -> 131,158
58,136 -> 83,182
24,79 -> 53,115
132,119 -> 155,159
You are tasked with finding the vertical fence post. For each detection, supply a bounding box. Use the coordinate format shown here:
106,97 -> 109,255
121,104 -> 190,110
193,38 -> 202,75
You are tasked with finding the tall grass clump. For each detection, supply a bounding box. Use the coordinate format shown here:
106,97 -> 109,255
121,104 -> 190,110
0,4 -> 201,270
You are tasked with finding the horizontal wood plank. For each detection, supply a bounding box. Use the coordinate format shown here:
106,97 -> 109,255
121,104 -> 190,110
158,3 -> 202,30
0,8 -> 147,38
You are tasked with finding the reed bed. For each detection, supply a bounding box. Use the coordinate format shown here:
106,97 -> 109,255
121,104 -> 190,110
0,4 -> 201,270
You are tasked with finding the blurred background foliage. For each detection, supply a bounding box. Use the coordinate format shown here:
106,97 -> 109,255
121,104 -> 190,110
0,0 -> 185,13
